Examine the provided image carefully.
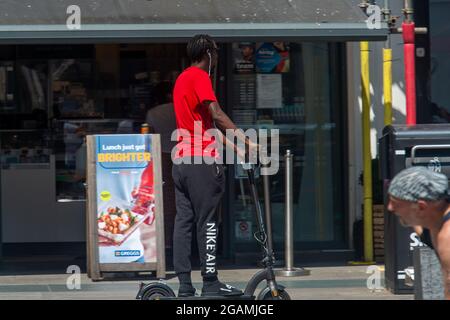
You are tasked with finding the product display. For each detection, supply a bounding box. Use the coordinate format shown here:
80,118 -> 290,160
0,130 -> 51,168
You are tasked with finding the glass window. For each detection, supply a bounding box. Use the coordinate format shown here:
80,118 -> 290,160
0,61 -> 15,113
230,42 -> 346,249
51,59 -> 100,119
52,44 -> 187,201
17,59 -> 49,114
0,130 -> 51,169
0,43 -> 187,201
53,119 -> 142,201
429,0 -> 450,123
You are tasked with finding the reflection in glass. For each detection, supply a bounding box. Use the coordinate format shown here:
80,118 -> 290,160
231,42 -> 345,249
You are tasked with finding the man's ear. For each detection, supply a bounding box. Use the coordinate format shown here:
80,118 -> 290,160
417,200 -> 428,212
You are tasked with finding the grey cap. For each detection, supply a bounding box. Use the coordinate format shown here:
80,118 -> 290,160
388,166 -> 449,202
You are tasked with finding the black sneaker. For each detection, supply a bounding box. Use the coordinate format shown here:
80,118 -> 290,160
201,281 -> 243,297
178,284 -> 196,297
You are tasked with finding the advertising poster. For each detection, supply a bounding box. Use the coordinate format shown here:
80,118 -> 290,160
255,42 -> 290,73
95,134 -> 158,264
233,42 -> 255,74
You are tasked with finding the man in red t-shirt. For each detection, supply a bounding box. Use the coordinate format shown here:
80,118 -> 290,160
171,35 -> 256,297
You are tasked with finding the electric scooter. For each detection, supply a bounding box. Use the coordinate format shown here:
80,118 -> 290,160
136,164 -> 291,300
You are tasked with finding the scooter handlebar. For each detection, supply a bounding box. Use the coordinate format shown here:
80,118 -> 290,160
241,162 -> 258,184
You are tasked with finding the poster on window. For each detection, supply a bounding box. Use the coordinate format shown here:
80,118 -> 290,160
255,42 -> 290,73
86,134 -> 165,279
233,42 -> 255,74
232,74 -> 256,109
256,74 -> 283,109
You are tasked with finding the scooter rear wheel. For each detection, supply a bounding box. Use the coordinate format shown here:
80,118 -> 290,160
140,283 -> 176,300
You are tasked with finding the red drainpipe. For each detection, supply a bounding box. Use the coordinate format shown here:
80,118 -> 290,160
403,21 -> 416,125
402,1 -> 416,125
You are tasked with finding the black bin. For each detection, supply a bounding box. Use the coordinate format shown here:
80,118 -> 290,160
379,124 -> 450,294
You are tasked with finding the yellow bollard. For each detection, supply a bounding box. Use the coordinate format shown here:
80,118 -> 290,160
361,42 -> 374,263
383,48 -> 393,126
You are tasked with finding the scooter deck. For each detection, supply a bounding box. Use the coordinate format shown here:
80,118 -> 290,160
156,294 -> 255,300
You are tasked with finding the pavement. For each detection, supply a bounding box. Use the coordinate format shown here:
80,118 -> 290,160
0,264 -> 414,300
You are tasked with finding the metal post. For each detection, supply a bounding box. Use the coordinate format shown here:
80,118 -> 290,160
285,150 -> 294,269
383,0 -> 391,20
276,150 -> 310,277
262,162 -> 274,254
383,0 -> 392,46
383,0 -> 393,126
403,0 -> 414,22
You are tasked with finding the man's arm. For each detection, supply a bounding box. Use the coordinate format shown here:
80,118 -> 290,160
206,101 -> 238,131
437,224 -> 450,300
214,127 -> 246,162
206,101 -> 257,148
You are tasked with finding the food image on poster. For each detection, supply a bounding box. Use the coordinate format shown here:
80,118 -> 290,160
97,202 -> 151,245
255,42 -> 290,73
233,42 -> 255,74
95,135 -> 157,264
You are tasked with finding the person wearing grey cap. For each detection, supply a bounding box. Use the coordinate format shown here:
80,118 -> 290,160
387,166 -> 450,300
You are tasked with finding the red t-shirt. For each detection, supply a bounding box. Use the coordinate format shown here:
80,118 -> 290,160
173,66 -> 219,159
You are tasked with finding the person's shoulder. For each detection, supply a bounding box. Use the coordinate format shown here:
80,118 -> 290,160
438,221 -> 450,242
176,67 -> 201,83
182,66 -> 199,75
187,66 -> 209,79
437,222 -> 450,265
175,67 -> 193,79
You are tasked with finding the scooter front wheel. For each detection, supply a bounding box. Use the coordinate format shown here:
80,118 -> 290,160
139,283 -> 176,300
257,286 -> 291,300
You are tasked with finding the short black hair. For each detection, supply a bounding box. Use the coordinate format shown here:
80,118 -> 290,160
187,34 -> 217,64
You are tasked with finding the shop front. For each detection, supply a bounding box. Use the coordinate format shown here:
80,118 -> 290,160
225,41 -> 349,261
0,0 -> 387,266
